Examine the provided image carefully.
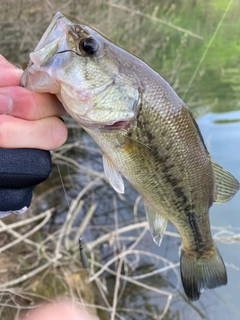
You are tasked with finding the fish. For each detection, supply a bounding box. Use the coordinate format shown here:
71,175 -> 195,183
20,12 -> 239,301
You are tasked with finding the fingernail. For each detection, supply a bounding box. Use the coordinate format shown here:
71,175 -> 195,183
0,94 -> 13,113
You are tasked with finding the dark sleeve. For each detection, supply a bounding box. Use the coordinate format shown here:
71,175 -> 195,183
0,148 -> 52,218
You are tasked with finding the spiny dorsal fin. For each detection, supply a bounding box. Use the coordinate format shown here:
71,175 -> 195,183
144,201 -> 168,246
102,154 -> 124,194
211,160 -> 239,203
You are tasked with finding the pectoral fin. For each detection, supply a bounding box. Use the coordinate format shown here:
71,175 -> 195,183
211,160 -> 239,203
144,201 -> 168,246
102,154 -> 124,194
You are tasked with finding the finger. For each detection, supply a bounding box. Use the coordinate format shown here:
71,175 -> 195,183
20,302 -> 97,320
0,54 -> 23,87
0,86 -> 65,119
0,115 -> 68,150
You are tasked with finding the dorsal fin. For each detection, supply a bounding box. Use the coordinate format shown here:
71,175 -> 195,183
211,160 -> 239,203
144,201 -> 168,246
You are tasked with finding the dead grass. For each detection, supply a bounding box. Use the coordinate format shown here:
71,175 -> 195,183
0,133 -> 238,319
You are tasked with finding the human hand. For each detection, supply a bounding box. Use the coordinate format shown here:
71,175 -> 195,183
0,54 -> 67,149
0,54 -> 68,216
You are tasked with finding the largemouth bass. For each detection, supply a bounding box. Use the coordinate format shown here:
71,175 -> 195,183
21,12 -> 239,301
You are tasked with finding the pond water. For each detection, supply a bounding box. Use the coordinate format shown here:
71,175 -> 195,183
196,112 -> 240,320
1,0 -> 240,319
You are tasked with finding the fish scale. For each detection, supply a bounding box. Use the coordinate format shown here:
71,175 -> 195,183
21,12 -> 239,302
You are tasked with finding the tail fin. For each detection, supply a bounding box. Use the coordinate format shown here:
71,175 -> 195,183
180,246 -> 227,301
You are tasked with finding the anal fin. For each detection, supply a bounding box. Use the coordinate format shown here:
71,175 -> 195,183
102,154 -> 124,194
211,160 -> 239,203
144,201 -> 168,246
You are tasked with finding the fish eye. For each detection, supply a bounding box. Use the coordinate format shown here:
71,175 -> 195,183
79,37 -> 98,55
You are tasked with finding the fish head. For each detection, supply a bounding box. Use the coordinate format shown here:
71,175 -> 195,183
21,12 -> 139,129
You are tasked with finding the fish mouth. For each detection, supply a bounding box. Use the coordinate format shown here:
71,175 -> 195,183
20,13 -> 71,90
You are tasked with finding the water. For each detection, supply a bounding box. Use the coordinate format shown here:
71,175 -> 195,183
196,112 -> 240,319
1,0 -> 240,319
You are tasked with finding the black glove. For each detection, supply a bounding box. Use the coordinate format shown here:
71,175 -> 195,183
0,148 -> 52,218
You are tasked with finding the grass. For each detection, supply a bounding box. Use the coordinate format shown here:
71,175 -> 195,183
1,129 -> 239,319
1,175 -> 239,320
0,0 -> 239,319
